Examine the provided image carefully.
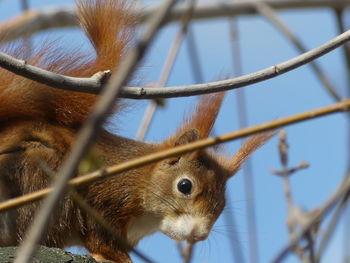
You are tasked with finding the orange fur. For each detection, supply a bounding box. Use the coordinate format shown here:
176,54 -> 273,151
179,92 -> 225,138
163,92 -> 225,148
0,1 -> 274,262
222,131 -> 276,177
0,0 -> 135,127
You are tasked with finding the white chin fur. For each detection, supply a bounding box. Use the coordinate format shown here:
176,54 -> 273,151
127,214 -> 162,246
160,214 -> 210,242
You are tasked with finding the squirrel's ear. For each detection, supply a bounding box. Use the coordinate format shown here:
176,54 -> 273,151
161,93 -> 225,153
175,92 -> 225,140
173,129 -> 201,161
225,132 -> 275,179
174,129 -> 200,146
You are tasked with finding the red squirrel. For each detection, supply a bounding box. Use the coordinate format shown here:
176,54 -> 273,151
0,0 -> 273,262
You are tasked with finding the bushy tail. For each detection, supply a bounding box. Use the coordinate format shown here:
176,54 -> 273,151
0,0 -> 135,127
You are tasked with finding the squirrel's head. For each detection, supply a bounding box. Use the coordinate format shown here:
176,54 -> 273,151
145,129 -> 227,242
140,93 -> 274,243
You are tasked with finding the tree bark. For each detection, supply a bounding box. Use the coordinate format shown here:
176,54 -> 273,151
0,246 -> 105,263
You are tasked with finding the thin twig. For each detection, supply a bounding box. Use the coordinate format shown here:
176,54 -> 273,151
271,131 -> 310,262
136,0 -> 196,140
314,190 -> 350,263
306,231 -> 316,263
334,8 -> 350,92
1,29 -> 350,98
228,9 -> 257,263
185,27 -> 203,84
70,190 -> 154,263
135,102 -> 158,140
2,0 -> 350,43
120,27 -> 350,99
333,9 -> 350,263
271,174 -> 350,263
278,131 -> 294,210
36,159 -> 153,263
0,8 -> 76,44
1,99 -> 350,213
224,11 -> 247,263
20,0 -> 32,59
13,1 -> 179,262
223,193 -> 245,263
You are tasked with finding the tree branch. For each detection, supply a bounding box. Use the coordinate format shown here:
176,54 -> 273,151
1,0 -> 350,43
135,0 -> 196,140
0,50 -> 111,92
271,172 -> 350,263
122,29 -> 350,99
253,1 -> 341,101
36,161 -> 153,263
13,0 -> 179,262
271,131 -> 311,262
1,29 -> 350,98
1,99 -> 350,213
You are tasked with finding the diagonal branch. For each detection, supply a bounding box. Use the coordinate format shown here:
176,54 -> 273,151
13,0 -> 179,262
0,8 -> 76,43
2,0 -> 350,43
1,99 -> 350,213
136,0 -> 197,140
36,160 -> 153,263
271,173 -> 350,263
253,1 -> 340,101
70,190 -> 154,263
122,29 -> 350,99
314,190 -> 350,263
227,8 -> 256,263
1,29 -> 350,98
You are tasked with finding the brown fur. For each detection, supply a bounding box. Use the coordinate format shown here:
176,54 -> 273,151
0,0 -> 134,126
0,0 -> 273,262
165,92 -> 225,146
227,132 -> 275,174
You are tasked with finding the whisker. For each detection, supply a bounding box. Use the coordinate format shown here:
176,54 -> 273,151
139,179 -> 182,213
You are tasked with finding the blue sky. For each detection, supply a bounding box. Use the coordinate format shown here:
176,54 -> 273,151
0,1 -> 349,262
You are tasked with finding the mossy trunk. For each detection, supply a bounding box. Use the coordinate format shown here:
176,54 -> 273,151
0,246 -> 101,263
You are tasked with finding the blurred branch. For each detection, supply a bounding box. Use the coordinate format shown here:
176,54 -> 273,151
332,9 -> 350,263
185,27 -> 204,83
20,0 -> 29,10
271,131 -> 311,262
13,0 -> 179,262
334,8 -> 350,93
70,190 -> 154,263
2,99 -> 350,213
254,1 -> 340,101
223,194 -> 246,263
227,9 -> 255,263
1,29 -> 350,98
315,190 -> 350,263
136,0 -> 196,140
2,0 -> 350,43
37,161 -> 153,263
20,0 -> 32,59
271,172 -> 350,262
0,8 -> 76,43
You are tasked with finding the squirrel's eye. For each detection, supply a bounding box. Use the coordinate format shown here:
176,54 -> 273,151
177,179 -> 192,195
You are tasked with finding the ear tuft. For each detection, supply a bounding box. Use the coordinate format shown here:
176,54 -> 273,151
225,131 -> 275,178
175,129 -> 200,146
